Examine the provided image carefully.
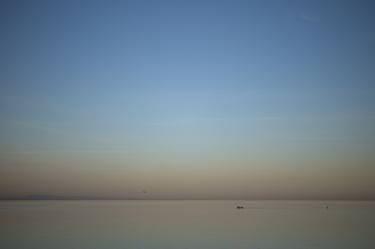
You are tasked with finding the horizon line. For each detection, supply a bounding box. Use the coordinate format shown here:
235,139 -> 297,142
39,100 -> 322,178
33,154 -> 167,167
1,197 -> 374,201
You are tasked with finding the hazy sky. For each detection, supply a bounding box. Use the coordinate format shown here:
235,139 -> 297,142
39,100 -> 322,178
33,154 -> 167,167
1,0 -> 375,199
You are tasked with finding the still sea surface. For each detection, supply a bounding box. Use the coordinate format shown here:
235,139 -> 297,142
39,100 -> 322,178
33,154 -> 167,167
0,200 -> 374,249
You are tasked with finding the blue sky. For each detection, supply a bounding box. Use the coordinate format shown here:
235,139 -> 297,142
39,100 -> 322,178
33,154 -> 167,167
1,0 -> 374,199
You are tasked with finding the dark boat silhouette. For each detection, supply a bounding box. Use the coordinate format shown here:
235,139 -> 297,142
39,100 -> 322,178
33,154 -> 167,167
236,206 -> 244,209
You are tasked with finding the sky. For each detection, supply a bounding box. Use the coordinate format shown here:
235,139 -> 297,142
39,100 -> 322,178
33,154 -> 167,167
0,0 -> 375,199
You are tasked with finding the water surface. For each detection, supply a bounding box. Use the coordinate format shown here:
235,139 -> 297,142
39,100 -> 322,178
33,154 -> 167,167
1,200 -> 374,249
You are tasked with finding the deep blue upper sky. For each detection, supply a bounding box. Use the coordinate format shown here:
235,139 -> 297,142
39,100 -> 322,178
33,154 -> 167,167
1,0 -> 374,198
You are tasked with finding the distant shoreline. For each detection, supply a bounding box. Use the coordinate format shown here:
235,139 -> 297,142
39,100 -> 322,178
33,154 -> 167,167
1,198 -> 374,201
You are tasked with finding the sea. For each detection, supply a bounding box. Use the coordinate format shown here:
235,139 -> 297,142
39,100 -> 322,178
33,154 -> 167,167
0,200 -> 374,249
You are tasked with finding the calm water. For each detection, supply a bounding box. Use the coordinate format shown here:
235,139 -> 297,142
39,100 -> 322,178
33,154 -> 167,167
0,200 -> 374,249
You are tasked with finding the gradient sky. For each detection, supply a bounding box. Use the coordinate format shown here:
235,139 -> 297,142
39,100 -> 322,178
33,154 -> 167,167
1,0 -> 375,199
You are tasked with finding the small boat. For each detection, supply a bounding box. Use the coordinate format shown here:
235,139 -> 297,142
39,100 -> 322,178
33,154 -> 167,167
236,206 -> 244,209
